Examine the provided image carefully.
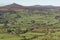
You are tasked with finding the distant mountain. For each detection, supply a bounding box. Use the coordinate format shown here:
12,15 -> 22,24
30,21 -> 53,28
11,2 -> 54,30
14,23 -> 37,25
0,3 -> 24,9
0,3 -> 25,12
0,3 -> 60,12
27,5 -> 56,9
25,5 -> 55,10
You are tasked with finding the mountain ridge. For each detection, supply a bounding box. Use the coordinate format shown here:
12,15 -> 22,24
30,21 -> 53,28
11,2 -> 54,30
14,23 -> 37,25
0,3 -> 60,11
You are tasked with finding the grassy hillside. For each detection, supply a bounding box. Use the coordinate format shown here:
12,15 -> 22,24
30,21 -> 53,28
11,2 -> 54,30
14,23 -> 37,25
0,9 -> 60,40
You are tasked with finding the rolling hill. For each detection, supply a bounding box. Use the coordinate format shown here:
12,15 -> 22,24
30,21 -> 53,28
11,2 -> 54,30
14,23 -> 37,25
0,3 -> 60,12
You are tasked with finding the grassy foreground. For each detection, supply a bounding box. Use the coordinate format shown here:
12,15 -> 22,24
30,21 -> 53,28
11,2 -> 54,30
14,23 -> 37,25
0,31 -> 60,40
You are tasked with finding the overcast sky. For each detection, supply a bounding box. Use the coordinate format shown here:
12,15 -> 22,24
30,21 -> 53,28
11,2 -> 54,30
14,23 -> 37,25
0,0 -> 60,6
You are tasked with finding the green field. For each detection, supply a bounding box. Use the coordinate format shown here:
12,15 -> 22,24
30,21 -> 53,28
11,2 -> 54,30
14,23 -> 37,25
0,9 -> 60,40
0,32 -> 60,40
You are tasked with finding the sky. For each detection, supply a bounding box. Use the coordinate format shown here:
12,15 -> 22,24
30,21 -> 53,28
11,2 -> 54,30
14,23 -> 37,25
0,0 -> 60,6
